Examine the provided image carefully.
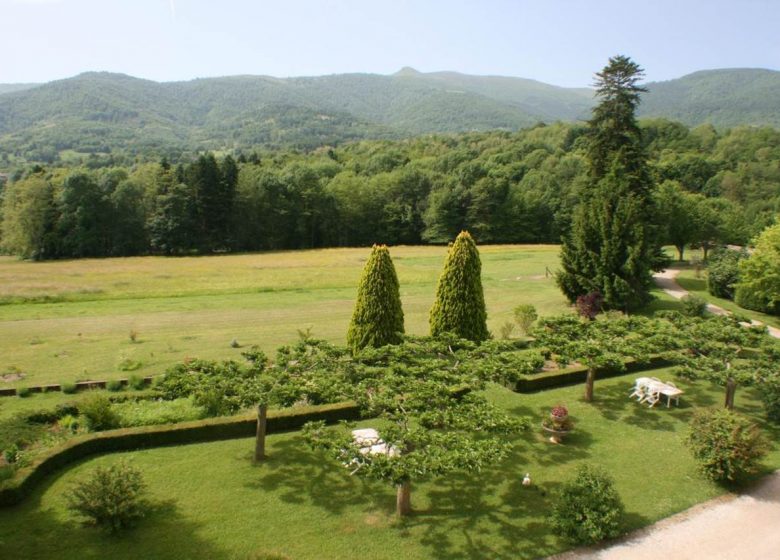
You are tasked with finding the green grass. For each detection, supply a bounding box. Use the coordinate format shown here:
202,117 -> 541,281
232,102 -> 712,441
0,245 -> 567,388
675,269 -> 780,329
2,372 -> 777,560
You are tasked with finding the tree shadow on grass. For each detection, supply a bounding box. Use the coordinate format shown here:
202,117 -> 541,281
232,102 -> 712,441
0,489 -> 230,559
593,381 -> 679,432
245,436 -> 392,516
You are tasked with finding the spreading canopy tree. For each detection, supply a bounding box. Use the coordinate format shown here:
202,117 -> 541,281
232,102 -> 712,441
557,55 -> 665,310
429,231 -> 489,342
346,244 -> 405,353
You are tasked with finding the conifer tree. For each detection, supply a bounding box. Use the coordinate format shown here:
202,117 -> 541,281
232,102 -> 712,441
347,245 -> 405,352
557,55 -> 664,310
429,231 -> 489,341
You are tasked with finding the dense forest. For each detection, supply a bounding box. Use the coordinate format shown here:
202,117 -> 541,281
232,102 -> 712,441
2,68 -> 780,164
1,119 -> 779,259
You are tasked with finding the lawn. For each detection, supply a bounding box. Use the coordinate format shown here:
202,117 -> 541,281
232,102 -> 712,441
2,372 -> 777,560
0,245 -> 567,388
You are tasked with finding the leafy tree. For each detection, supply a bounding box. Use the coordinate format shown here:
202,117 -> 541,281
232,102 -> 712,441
550,464 -> 624,544
0,174 -> 58,259
707,247 -> 747,299
429,231 -> 489,342
557,56 -> 664,310
655,180 -> 703,261
346,245 -> 405,352
148,182 -> 198,254
686,408 -> 768,482
735,223 -> 780,315
302,340 -> 526,516
57,173 -> 113,257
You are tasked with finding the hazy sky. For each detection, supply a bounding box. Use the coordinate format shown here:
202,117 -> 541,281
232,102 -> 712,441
2,0 -> 779,86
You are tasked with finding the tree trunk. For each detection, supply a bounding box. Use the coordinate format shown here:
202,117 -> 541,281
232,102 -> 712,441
396,481 -> 411,516
677,245 -> 685,262
254,403 -> 267,461
584,368 -> 595,402
724,378 -> 736,410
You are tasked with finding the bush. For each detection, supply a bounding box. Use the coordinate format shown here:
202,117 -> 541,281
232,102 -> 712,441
575,292 -> 603,320
498,321 -> 515,339
513,304 -> 538,335
62,382 -> 78,394
550,463 -> 624,544
686,408 -> 768,482
707,248 -> 746,300
127,374 -> 146,391
66,461 -> 148,532
106,379 -> 124,392
735,224 -> 780,315
16,387 -> 31,398
760,378 -> 780,423
3,444 -> 21,464
59,414 -> 81,433
80,393 -> 120,431
681,295 -> 708,317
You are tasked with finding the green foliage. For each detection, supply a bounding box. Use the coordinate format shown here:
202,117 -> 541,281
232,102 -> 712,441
346,245 -> 404,352
79,393 -> 120,431
0,415 -> 46,452
735,223 -> 780,315
16,387 -> 31,398
127,374 -> 146,391
680,294 -> 708,317
105,379 -> 124,392
66,461 -> 148,532
707,248 -> 747,299
113,398 -> 205,428
61,382 -> 78,394
512,304 -> 537,335
549,464 -> 624,544
498,321 -> 515,339
686,408 -> 768,482
429,231 -> 489,342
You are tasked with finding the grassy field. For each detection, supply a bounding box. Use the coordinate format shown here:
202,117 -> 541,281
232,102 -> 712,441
0,246 -> 568,388
1,373 -> 777,560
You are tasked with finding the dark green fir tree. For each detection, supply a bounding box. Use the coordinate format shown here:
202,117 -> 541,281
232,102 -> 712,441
557,55 -> 665,310
429,231 -> 489,341
347,244 -> 405,353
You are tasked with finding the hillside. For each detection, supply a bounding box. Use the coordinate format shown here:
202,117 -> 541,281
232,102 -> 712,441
0,67 -> 779,161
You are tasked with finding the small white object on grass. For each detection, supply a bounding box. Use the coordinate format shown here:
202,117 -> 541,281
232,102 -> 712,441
522,473 -> 531,486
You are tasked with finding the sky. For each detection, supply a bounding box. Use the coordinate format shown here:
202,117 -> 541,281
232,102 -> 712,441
2,0 -> 779,87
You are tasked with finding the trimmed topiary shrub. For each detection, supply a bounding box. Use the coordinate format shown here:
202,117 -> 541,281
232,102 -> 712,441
430,231 -> 488,342
346,245 -> 405,353
680,294 -> 708,317
66,461 -> 148,532
686,408 -> 768,482
550,463 -> 624,543
550,463 -> 624,544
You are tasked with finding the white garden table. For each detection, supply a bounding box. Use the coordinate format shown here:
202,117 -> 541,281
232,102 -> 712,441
633,378 -> 683,408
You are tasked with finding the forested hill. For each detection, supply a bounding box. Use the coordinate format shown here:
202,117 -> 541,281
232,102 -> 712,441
1,67 -> 779,162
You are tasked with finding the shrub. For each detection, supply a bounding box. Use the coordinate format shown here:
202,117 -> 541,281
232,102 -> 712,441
66,461 -> 148,532
127,374 -> 146,391
128,330 -> 139,343
550,463 -> 624,544
106,379 -> 124,392
62,382 -> 78,394
59,414 -> 81,433
760,378 -> 780,423
686,408 -> 768,482
680,295 -> 708,317
80,393 -> 120,431
16,387 -> 31,398
513,304 -> 538,335
707,248 -> 746,300
575,291 -> 603,320
230,338 -> 241,348
3,444 -> 21,464
498,321 -> 515,339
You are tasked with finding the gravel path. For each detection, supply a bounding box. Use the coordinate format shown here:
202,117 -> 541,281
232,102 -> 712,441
547,472 -> 780,560
655,268 -> 780,339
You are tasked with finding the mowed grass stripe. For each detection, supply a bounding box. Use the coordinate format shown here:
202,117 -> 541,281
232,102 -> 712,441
0,245 -> 567,386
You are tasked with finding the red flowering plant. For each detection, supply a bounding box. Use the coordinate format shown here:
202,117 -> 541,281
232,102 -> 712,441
543,405 -> 573,432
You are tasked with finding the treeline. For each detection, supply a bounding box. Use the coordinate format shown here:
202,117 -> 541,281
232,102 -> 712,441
1,120 -> 779,259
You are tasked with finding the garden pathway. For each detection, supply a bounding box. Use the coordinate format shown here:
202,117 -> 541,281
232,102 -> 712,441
547,470 -> 780,560
654,268 -> 780,339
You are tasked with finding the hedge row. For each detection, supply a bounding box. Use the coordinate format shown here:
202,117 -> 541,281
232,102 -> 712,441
0,401 -> 360,507
0,376 -> 156,397
512,356 -> 674,393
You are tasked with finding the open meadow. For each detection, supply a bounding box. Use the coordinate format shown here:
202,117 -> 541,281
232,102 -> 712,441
0,245 -> 568,388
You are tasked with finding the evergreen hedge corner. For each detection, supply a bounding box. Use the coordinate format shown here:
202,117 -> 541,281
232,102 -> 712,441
429,231 -> 489,342
346,244 -> 405,353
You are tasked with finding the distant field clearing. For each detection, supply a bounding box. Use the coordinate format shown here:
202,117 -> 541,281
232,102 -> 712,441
0,245 -> 566,386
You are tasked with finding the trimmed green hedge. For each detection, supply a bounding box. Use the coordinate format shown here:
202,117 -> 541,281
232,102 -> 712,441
513,356 -> 673,393
0,401 -> 359,507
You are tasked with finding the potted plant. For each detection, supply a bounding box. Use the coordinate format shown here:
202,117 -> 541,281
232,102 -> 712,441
542,405 -> 574,444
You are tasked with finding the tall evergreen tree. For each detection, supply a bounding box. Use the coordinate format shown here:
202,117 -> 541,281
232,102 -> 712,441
429,230 -> 489,341
347,245 -> 405,353
557,55 -> 663,310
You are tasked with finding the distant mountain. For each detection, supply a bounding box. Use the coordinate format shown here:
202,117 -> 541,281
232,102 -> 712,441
0,67 -> 778,160
639,68 -> 780,128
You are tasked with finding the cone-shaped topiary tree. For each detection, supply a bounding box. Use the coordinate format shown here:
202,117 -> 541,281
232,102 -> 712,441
429,231 -> 489,342
347,244 -> 405,353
